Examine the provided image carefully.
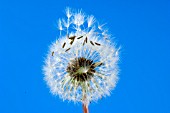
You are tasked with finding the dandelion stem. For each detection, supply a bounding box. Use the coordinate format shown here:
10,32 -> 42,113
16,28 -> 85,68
83,103 -> 89,113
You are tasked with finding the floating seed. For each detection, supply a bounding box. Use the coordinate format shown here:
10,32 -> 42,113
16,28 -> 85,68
68,36 -> 76,40
70,40 -> 74,45
65,48 -> 71,52
62,42 -> 66,48
83,37 -> 88,46
95,42 -> 101,46
90,41 -> 94,45
77,36 -> 83,39
52,51 -> 54,56
85,37 -> 87,43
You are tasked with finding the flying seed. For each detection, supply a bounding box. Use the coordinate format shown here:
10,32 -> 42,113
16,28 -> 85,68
62,42 -> 66,48
77,36 -> 83,39
52,51 -> 54,56
65,48 -> 71,52
68,36 -> 76,40
90,41 -> 94,45
83,37 -> 88,46
85,37 -> 87,43
95,42 -> 101,46
70,40 -> 74,45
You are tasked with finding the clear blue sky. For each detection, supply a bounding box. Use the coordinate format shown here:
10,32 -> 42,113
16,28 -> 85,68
0,0 -> 170,113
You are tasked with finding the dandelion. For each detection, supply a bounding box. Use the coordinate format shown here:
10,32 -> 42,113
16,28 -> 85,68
43,8 -> 120,113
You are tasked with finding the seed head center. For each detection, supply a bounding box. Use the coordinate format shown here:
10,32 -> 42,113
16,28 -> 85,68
66,57 -> 103,82
77,67 -> 89,74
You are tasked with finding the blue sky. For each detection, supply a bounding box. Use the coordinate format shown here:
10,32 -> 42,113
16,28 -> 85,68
0,0 -> 170,113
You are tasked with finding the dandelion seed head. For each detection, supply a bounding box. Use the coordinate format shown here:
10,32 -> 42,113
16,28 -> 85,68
43,8 -> 120,105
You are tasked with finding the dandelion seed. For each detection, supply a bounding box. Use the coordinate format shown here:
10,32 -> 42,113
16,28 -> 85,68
90,41 -> 94,46
68,36 -> 76,40
83,37 -> 88,46
70,40 -> 74,45
94,42 -> 101,46
52,51 -> 54,56
65,48 -> 71,52
43,7 -> 120,113
62,42 -> 66,48
85,37 -> 88,43
77,36 -> 83,39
